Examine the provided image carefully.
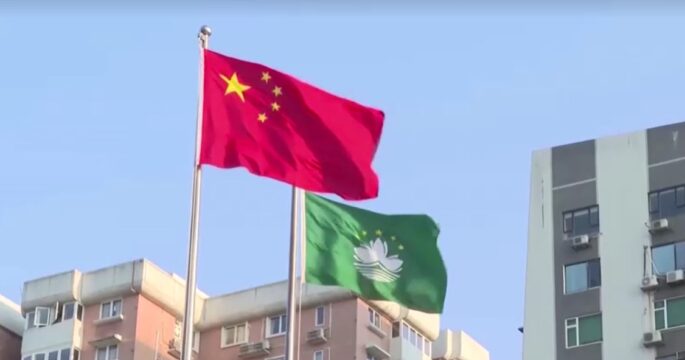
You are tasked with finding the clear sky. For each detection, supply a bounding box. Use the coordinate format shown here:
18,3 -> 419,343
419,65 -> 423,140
2,6 -> 685,359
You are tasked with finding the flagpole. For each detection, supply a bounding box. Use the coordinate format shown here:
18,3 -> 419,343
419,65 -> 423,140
285,186 -> 301,360
180,25 -> 211,360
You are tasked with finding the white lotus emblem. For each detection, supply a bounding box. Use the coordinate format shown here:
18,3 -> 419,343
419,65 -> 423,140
354,238 -> 403,283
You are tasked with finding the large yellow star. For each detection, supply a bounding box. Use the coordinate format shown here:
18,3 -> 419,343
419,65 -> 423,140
220,72 -> 251,102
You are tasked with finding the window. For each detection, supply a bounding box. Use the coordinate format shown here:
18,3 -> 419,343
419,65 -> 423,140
366,356 -> 378,360
95,345 -> 118,360
315,306 -> 325,327
100,299 -> 122,319
650,185 -> 685,219
368,308 -> 381,329
23,357 -> 31,360
59,349 -> 70,360
222,323 -> 248,346
656,297 -> 685,330
564,259 -> 601,294
26,311 -> 36,329
35,355 -> 45,360
267,314 -> 287,337
35,306 -> 51,327
399,321 -> 431,354
61,303 -> 83,322
392,322 -> 400,337
48,351 -> 58,360
563,206 -> 600,236
313,350 -> 324,360
653,242 -> 685,275
73,349 -> 80,360
565,313 -> 602,348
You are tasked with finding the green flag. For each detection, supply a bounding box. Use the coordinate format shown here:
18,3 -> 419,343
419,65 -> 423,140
304,193 -> 447,313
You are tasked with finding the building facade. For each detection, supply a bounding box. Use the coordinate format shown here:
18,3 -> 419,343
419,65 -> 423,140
0,294 -> 24,360
523,121 -> 685,360
16,259 -> 487,360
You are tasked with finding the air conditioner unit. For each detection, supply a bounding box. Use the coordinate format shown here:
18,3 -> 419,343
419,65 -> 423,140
571,235 -> 590,250
643,331 -> 663,347
306,328 -> 328,344
238,340 -> 271,358
667,269 -> 685,284
649,219 -> 669,233
641,275 -> 659,291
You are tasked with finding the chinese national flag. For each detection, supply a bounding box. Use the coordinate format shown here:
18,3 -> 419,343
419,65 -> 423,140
200,49 -> 385,200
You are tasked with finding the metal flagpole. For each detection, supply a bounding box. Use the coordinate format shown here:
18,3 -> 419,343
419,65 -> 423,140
181,25 -> 211,360
285,186 -> 301,360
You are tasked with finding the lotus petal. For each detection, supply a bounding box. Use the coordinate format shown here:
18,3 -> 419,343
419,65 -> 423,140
381,257 -> 404,272
371,238 -> 388,258
354,244 -> 377,264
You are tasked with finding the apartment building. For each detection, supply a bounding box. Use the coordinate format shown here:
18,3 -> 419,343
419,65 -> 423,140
0,294 -> 24,359
523,121 -> 685,360
18,259 -> 488,360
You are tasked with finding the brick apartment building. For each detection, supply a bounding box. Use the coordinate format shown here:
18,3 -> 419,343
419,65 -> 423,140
7,259 -> 487,360
0,294 -> 23,359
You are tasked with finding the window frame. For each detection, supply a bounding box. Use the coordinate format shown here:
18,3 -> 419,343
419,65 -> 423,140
62,302 -> 83,322
35,306 -> 51,327
221,322 -> 249,347
652,241 -> 685,275
266,314 -> 287,338
315,306 -> 325,327
313,350 -> 324,360
649,185 -> 685,218
563,259 -> 602,294
95,344 -> 118,360
99,299 -> 123,320
368,308 -> 381,329
655,296 -> 685,331
26,311 -> 36,330
398,321 -> 431,353
565,313 -> 603,349
562,205 -> 600,236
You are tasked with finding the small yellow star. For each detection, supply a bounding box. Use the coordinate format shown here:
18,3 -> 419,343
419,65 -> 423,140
271,102 -> 281,111
375,230 -> 382,236
220,72 -> 251,102
361,230 -> 367,237
261,71 -> 271,83
398,245 -> 404,250
390,236 -> 396,241
258,113 -> 268,123
272,86 -> 283,97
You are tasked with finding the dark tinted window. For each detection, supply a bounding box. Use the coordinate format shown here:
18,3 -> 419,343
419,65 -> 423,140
677,242 -> 685,270
63,303 -> 74,321
563,206 -> 600,236
60,349 -> 70,360
588,259 -> 601,288
650,185 -> 685,219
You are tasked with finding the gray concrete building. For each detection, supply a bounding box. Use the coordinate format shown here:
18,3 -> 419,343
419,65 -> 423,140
523,121 -> 685,360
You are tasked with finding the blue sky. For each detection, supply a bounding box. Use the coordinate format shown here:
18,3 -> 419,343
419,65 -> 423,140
3,8 -> 685,359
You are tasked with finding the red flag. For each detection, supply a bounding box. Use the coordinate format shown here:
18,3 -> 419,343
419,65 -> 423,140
200,50 -> 385,200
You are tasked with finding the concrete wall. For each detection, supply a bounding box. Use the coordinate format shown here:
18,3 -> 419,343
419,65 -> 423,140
522,149 -> 556,360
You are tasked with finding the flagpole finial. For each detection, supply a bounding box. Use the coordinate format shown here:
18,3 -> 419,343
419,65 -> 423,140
199,25 -> 212,37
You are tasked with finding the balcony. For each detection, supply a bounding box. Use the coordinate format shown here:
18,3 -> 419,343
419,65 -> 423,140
390,337 -> 429,360
22,318 -> 82,355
